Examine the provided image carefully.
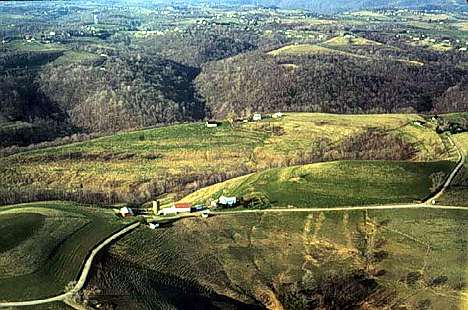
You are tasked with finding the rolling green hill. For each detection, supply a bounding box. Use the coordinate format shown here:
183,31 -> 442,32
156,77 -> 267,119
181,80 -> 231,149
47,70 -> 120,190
0,113 -> 453,205
0,202 -> 127,301
181,160 -> 455,208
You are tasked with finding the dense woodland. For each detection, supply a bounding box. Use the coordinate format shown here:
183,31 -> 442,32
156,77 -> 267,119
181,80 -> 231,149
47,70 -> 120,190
196,50 -> 468,118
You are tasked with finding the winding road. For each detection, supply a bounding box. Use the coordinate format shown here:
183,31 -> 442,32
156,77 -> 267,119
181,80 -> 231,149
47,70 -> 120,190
0,134 -> 465,308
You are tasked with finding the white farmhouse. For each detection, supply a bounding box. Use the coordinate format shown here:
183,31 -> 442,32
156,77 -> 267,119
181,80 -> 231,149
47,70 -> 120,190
219,195 -> 237,207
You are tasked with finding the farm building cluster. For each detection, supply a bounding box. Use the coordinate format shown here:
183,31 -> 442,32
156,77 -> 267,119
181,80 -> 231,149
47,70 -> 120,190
205,112 -> 284,128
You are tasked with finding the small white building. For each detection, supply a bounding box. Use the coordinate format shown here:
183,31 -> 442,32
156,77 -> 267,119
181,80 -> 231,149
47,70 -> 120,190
120,207 -> 134,217
253,113 -> 262,121
272,112 -> 284,119
219,195 -> 237,207
206,121 -> 219,128
149,222 -> 160,229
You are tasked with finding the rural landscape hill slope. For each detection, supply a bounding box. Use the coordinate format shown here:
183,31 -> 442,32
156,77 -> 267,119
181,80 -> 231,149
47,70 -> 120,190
1,2 -> 468,309
0,113 -> 456,206
85,208 -> 468,309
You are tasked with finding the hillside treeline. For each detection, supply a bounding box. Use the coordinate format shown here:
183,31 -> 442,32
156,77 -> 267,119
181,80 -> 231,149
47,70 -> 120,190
0,52 -> 205,146
196,51 -> 468,118
39,55 -> 204,132
139,25 -> 285,66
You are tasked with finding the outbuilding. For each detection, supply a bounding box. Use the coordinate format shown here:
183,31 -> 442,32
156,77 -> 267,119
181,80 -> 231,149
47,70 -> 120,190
206,121 -> 220,128
157,202 -> 193,215
253,113 -> 262,121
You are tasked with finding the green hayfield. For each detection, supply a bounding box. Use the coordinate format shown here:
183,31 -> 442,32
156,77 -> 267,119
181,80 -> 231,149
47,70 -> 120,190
86,209 -> 468,309
0,201 -> 127,301
0,113 -> 453,202
181,160 -> 455,208
7,40 -> 66,53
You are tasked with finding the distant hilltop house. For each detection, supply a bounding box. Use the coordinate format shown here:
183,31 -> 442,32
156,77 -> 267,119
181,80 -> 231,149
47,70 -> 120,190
120,207 -> 134,217
206,120 -> 220,128
1,37 -> 11,44
253,113 -> 262,121
157,202 -> 193,216
272,112 -> 284,119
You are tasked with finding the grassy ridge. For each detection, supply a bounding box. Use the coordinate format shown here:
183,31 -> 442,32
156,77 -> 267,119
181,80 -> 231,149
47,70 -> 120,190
0,113 -> 451,203
0,202 -> 127,301
182,160 -> 455,208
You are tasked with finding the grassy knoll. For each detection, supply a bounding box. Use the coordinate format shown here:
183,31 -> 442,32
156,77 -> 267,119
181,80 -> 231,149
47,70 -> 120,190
0,201 -> 127,301
268,43 -> 424,66
0,113 -> 452,203
440,132 -> 468,207
85,209 -> 468,309
268,44 -> 338,56
181,160 -> 455,208
322,35 -> 383,47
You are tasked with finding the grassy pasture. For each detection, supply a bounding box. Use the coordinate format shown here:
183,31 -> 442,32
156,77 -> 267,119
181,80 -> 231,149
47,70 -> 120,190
322,35 -> 383,47
268,43 -> 424,66
0,213 -> 45,253
0,113 -> 452,203
7,40 -> 66,53
0,201 -> 126,301
52,50 -> 101,65
87,209 -> 468,309
181,160 -> 455,208
268,44 -> 336,56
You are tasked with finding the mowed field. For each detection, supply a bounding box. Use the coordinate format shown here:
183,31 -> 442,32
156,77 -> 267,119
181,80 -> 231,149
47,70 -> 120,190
181,160 -> 455,208
0,201 -> 127,301
86,209 -> 468,309
0,113 -> 453,203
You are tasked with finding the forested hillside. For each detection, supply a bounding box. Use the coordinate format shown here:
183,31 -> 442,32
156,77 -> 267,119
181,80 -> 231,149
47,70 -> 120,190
196,44 -> 468,118
1,2 -> 467,147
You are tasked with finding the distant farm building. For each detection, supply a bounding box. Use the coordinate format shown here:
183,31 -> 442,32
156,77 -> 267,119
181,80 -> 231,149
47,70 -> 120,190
272,112 -> 284,119
218,195 -> 237,207
157,202 -> 192,215
149,222 -> 160,229
253,113 -> 262,121
120,207 -> 134,217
